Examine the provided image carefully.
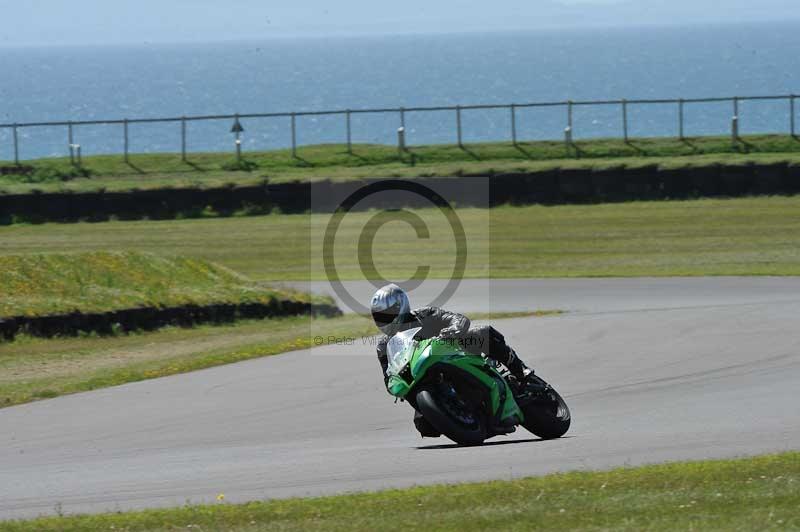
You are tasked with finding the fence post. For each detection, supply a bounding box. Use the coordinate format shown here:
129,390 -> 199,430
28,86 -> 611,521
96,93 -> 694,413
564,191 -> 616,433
233,114 -> 242,162
68,122 -> 75,165
622,99 -> 629,142
567,100 -> 573,131
291,113 -> 297,158
510,104 -> 517,145
397,127 -> 406,154
400,107 -> 406,129
456,105 -> 463,147
181,117 -> 187,162
123,119 -> 129,163
12,124 -> 19,165
791,95 -> 796,138
565,126 -> 573,157
732,97 -> 740,145
346,110 -> 352,154
678,99 -> 685,140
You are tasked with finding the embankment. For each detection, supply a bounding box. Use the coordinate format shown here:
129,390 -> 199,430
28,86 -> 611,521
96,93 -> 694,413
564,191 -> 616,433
1,162 -> 798,223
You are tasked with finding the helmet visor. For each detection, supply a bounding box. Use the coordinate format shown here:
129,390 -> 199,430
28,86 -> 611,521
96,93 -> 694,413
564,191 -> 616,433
371,300 -> 404,329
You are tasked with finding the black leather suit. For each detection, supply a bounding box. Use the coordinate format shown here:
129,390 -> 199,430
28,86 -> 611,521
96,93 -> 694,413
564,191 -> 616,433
376,306 -> 517,384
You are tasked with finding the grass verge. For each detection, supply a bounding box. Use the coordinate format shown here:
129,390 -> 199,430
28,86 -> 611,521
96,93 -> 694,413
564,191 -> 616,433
1,134 -> 799,193
1,197 -> 799,280
0,251 -> 321,319
2,451 -> 797,531
0,311 -> 551,408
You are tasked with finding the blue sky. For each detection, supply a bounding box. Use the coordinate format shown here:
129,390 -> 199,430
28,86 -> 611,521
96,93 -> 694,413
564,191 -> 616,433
1,0 -> 799,46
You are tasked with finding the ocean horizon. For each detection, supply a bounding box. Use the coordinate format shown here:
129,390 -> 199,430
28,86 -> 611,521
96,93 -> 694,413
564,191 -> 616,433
2,21 -> 799,160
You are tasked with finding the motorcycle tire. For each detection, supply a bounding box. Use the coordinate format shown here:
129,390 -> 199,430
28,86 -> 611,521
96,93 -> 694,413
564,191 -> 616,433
519,376 -> 571,440
415,388 -> 486,446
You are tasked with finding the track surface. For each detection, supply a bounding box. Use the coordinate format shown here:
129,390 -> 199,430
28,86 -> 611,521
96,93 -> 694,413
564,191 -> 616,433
289,277 -> 800,314
2,277 -> 800,520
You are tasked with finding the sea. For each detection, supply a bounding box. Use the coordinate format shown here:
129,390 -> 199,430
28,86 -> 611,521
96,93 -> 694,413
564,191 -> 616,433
1,21 -> 799,160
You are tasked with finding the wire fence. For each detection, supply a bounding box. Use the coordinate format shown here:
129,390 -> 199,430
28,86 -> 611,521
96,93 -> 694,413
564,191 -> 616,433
1,93 -> 797,165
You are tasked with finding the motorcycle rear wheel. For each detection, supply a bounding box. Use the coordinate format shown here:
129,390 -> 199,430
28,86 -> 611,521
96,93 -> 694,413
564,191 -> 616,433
416,387 -> 487,446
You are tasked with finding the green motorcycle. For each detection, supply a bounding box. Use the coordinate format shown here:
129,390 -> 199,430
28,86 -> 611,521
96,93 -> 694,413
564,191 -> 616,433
386,327 -> 571,446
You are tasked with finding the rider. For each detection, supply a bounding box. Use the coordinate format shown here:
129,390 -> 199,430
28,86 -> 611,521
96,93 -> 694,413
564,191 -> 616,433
371,283 -> 534,437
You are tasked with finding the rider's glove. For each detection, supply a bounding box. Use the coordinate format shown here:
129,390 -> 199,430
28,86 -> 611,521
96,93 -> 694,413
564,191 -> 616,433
439,326 -> 460,339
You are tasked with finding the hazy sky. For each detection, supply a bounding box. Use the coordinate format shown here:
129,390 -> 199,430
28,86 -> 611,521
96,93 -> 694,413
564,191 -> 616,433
2,0 -> 799,46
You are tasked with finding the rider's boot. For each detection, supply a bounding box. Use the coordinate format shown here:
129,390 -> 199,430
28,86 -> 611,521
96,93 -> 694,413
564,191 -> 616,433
490,421 -> 517,436
413,410 -> 442,438
506,348 -> 534,381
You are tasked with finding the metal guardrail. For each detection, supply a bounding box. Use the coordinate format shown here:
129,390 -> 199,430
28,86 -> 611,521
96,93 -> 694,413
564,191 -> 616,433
1,94 -> 797,165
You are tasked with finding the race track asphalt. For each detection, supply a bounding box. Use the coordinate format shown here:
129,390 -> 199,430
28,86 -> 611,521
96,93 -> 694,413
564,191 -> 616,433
1,277 -> 799,520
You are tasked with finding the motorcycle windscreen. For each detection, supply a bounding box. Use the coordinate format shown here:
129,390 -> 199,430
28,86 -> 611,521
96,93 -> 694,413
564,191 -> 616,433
386,326 -> 422,376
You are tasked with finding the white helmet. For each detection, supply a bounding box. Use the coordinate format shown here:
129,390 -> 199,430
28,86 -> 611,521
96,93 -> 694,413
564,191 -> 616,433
370,283 -> 411,335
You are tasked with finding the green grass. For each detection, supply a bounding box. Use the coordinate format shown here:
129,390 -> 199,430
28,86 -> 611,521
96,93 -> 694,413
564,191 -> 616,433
2,196 -> 799,281
0,251 -> 320,319
1,134 -> 799,193
0,314 -> 369,407
2,451 -> 797,531
0,311 -> 549,407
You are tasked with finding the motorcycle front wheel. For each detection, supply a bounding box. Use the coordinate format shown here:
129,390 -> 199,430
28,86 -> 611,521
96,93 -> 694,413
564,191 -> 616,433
416,386 -> 486,446
518,375 -> 571,440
